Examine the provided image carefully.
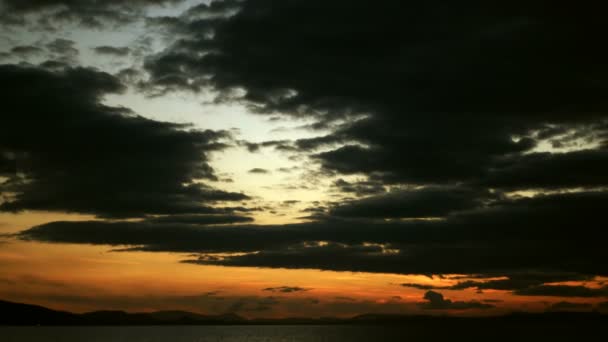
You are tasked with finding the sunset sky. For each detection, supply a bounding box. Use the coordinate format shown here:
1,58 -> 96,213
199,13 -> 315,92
0,0 -> 607,318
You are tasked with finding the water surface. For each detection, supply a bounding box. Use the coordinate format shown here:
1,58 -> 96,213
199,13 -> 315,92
3,325 -> 402,342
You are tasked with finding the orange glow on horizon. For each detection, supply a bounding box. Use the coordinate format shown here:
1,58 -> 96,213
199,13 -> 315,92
1,235 -> 604,318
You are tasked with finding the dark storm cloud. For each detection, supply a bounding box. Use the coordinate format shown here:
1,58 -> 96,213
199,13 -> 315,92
401,273 -> 603,298
38,59 -> 70,70
240,140 -> 294,153
400,283 -> 438,290
0,0 -> 187,28
482,299 -> 503,303
145,214 -> 254,225
116,67 -> 144,85
46,39 -> 78,55
405,272 -> 597,290
0,0 -> 182,11
143,0 -> 608,187
262,286 -> 309,293
308,117 -> 553,186
332,179 -> 385,196
548,302 -> 593,311
419,291 -> 493,310
294,135 -> 344,151
17,190 -> 608,276
185,0 -> 243,16
45,38 -> 79,63
92,46 -> 131,57
330,186 -> 495,219
18,220 -> 287,253
248,168 -> 270,174
145,0 -> 243,31
0,152 -> 16,175
515,285 -> 608,298
0,64 -> 248,218
186,241 -> 410,274
8,45 -> 44,58
479,149 -> 608,189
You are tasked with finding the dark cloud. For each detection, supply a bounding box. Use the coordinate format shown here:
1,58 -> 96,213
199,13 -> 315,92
312,122 -> 544,186
548,302 -> 593,311
92,46 -> 131,57
330,186 -> 495,219
294,135 -> 343,151
0,152 -> 16,175
248,168 -> 270,174
515,285 -> 608,298
116,67 -> 143,85
0,0 -> 182,11
301,206 -> 326,216
0,64 -> 248,218
240,140 -> 294,153
145,214 -> 254,225
181,0 -> 243,18
17,191 -> 608,276
144,0 -> 608,187
18,220 -> 331,254
482,299 -> 504,303
146,0 -> 243,32
401,273 -> 603,298
280,200 -> 300,208
419,291 -> 493,310
185,241 -> 408,274
0,0 -> 187,29
404,272 -> 596,291
276,167 -> 293,173
8,45 -> 44,59
262,286 -> 309,293
45,38 -> 79,63
38,59 -> 70,70
400,283 -> 438,291
332,179 -> 385,196
479,149 -> 608,190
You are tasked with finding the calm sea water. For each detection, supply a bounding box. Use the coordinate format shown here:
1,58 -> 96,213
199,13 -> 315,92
0,323 -> 596,341
1,326 -> 407,342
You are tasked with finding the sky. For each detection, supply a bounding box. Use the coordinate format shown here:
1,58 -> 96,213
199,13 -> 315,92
0,0 -> 607,318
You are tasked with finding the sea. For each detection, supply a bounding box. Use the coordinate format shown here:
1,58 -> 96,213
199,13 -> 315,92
0,323 -> 596,341
2,325 -> 408,342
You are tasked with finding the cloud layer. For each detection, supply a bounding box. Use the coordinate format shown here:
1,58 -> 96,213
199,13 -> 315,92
0,0 -> 187,29
4,0 -> 607,305
18,191 -> 607,278
0,64 -> 247,218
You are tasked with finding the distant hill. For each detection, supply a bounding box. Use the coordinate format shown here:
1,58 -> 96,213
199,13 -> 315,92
0,300 -> 81,325
0,300 -> 246,326
1,299 -> 607,327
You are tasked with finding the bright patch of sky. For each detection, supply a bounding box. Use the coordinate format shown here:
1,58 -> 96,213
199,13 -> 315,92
0,0 -> 340,223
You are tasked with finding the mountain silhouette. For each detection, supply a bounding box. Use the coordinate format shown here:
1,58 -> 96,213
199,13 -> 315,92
2,299 -> 607,331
